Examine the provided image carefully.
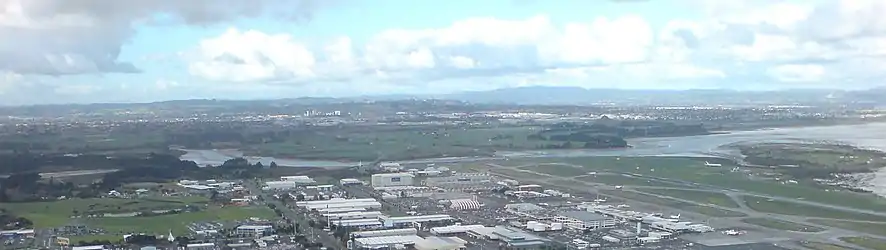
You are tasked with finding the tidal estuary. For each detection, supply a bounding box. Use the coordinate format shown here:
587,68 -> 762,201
180,122 -> 886,196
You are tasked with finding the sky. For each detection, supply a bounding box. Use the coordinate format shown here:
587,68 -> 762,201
1,0 -> 885,105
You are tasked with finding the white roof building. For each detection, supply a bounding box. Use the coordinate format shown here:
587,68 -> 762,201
322,211 -> 384,220
352,235 -> 422,249
381,214 -> 453,227
334,218 -> 383,227
303,201 -> 382,210
414,236 -> 468,250
72,246 -> 106,250
351,228 -> 418,238
430,224 -> 486,235
295,198 -> 377,207
340,178 -> 364,185
280,175 -> 315,183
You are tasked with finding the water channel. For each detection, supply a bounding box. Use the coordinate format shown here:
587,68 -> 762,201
180,122 -> 886,195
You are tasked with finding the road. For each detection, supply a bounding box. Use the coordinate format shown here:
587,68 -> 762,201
482,163 -> 886,249
0,169 -> 119,178
243,181 -> 345,249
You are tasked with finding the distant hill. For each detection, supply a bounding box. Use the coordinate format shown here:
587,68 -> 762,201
2,86 -> 885,113
428,86 -> 880,106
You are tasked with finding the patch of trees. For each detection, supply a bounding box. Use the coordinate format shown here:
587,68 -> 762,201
0,153 -> 122,174
0,173 -> 83,202
0,212 -> 33,230
0,153 -> 202,202
540,121 -> 709,138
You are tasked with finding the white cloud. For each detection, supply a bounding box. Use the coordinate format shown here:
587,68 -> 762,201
6,0 -> 886,105
183,0 -> 886,89
0,0 -> 332,76
188,28 -> 316,82
188,15 -> 658,84
768,64 -> 826,83
54,84 -> 102,95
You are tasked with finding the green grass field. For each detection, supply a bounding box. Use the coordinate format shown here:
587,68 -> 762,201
83,206 -> 277,236
799,241 -> 857,250
0,196 -> 209,228
636,188 -> 740,208
601,190 -> 747,217
577,174 -> 689,188
740,218 -> 825,232
810,220 -> 886,237
519,163 -> 590,177
744,196 -> 886,221
528,156 -> 886,212
246,126 -> 548,161
840,237 -> 886,250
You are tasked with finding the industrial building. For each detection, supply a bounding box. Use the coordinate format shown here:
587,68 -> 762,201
233,225 -> 273,237
524,221 -> 564,232
305,201 -> 381,210
322,211 -> 384,220
371,173 -> 414,187
280,175 -> 315,183
351,228 -> 418,238
380,214 -> 454,228
333,218 -> 384,228
317,207 -> 367,214
466,226 -> 549,249
295,198 -> 382,211
552,211 -> 618,230
340,178 -> 363,185
504,203 -> 545,216
424,173 -> 498,191
296,198 -> 377,206
430,224 -> 486,236
348,235 -> 466,250
264,181 -> 299,190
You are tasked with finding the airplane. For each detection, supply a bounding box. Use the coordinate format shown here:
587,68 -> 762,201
704,161 -> 723,167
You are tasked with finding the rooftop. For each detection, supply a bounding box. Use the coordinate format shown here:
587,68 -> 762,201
558,210 -> 608,222
354,235 -> 423,246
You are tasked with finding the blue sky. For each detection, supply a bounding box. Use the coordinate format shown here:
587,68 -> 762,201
0,0 -> 882,105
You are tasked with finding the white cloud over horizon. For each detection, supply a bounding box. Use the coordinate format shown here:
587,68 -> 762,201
1,0 -> 886,105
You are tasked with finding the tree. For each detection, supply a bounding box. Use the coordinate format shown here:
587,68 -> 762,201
269,161 -> 278,169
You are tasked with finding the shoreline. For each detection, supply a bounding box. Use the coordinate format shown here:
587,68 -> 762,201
179,121 -> 886,164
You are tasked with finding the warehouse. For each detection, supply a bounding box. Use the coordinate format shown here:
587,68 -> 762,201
304,201 -> 382,211
424,173 -> 498,191
552,211 -> 618,230
349,235 -> 423,249
371,173 -> 414,187
351,228 -> 417,238
413,236 -> 468,250
340,178 -> 363,185
264,181 -> 298,190
380,215 -> 454,228
305,184 -> 334,191
295,198 -> 377,206
280,175 -> 315,183
504,203 -> 545,217
233,225 -> 273,237
466,226 -> 549,248
317,207 -> 367,214
322,211 -> 383,220
430,224 -> 486,236
333,218 -> 383,228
